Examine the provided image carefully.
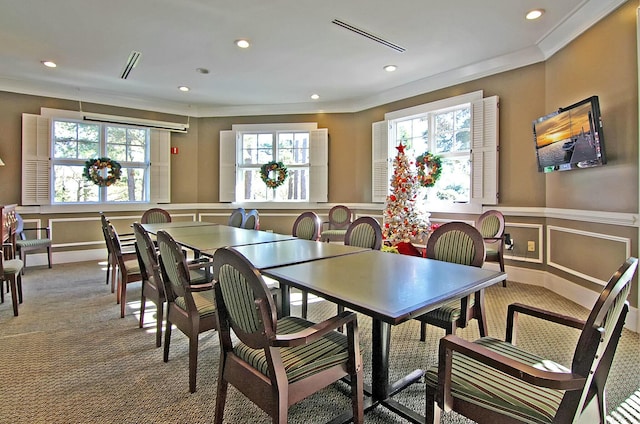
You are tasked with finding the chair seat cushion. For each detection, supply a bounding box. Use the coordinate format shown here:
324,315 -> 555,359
16,239 -> 51,249
424,337 -> 566,424
234,316 -> 349,384
175,290 -> 216,318
123,259 -> 140,274
3,258 -> 24,275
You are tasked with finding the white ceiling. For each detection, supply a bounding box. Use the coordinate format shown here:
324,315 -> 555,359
0,0 -> 626,117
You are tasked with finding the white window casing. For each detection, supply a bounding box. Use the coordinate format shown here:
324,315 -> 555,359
22,113 -> 51,205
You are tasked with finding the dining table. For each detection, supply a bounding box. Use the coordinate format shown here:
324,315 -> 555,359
263,249 -> 507,423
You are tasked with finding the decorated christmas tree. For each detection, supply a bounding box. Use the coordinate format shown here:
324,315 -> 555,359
382,143 -> 430,244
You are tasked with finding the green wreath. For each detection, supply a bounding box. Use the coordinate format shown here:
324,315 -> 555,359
415,151 -> 442,188
260,161 -> 288,189
83,157 -> 122,187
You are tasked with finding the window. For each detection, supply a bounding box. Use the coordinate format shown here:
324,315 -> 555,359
372,91 -> 498,213
219,123 -> 328,203
21,109 -> 172,206
52,120 -> 149,203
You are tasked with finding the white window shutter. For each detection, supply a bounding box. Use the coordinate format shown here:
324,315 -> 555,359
22,113 -> 51,205
471,96 -> 499,205
371,120 -> 390,203
149,129 -> 171,203
219,130 -> 236,202
309,128 -> 328,202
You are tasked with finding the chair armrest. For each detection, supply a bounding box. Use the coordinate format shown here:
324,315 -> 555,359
272,310 -> 357,347
188,282 -> 214,292
506,303 -> 585,344
438,334 -> 586,410
187,259 -> 214,270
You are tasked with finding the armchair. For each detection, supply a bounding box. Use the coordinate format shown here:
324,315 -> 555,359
141,207 -> 172,224
0,237 -> 23,316
15,213 -> 52,274
476,209 -> 507,287
416,222 -> 487,341
424,257 -> 638,423
320,205 -> 352,243
211,246 -> 364,423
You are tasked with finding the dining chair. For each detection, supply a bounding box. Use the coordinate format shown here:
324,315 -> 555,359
14,213 -> 52,274
141,207 -> 172,224
100,213 -> 135,292
211,246 -> 364,424
292,211 -> 322,318
0,236 -> 24,316
416,221 -> 487,341
227,208 -> 245,228
424,257 -> 638,424
476,209 -> 507,287
157,230 -> 217,393
242,208 -> 260,230
320,205 -> 352,242
106,223 -> 142,318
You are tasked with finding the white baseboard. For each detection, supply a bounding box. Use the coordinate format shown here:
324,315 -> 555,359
30,250 -> 639,333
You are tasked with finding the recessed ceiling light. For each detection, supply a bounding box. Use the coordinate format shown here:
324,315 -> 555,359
196,67 -> 209,74
235,39 -> 250,49
526,9 -> 544,20
311,94 -> 320,100
384,65 -> 397,72
178,86 -> 190,92
42,61 -> 57,68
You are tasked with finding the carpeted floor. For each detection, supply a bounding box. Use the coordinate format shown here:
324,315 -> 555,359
1,261 -> 639,423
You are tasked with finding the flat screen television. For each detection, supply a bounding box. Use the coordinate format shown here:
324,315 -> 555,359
532,95 -> 606,173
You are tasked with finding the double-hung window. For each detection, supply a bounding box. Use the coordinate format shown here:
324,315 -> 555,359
372,91 -> 498,213
52,120 -> 149,203
219,123 -> 328,203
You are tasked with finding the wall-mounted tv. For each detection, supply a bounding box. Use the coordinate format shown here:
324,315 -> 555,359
532,95 -> 606,173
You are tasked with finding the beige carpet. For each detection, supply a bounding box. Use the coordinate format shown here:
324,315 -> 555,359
1,261 -> 639,423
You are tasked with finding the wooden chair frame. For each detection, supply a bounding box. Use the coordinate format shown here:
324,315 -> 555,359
227,208 -> 246,227
242,209 -> 260,230
141,207 -> 172,224
476,209 -> 506,287
15,213 -> 52,274
320,205 -> 353,242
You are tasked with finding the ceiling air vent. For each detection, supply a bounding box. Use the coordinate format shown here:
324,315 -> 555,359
331,19 -> 405,53
120,50 -> 141,79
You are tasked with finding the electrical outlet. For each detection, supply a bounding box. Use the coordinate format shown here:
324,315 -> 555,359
527,240 -> 535,252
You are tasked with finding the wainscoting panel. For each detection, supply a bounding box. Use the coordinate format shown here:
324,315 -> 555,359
503,222 -> 544,264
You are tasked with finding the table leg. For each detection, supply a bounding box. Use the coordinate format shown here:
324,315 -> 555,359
280,283 -> 291,317
371,318 -> 391,399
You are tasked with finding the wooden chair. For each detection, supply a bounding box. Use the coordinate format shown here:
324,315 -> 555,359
100,213 -> 135,292
320,205 -> 352,242
106,223 -> 142,318
292,211 -> 322,318
425,257 -> 638,424
14,213 -> 52,274
242,208 -> 260,230
416,222 -> 487,341
476,209 -> 506,287
344,216 -> 383,250
157,230 -> 217,393
0,236 -> 24,316
227,208 -> 245,227
141,207 -> 172,224
211,246 -> 364,424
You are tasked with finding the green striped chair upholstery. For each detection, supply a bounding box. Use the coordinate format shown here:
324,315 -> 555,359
157,230 -> 216,393
211,246 -> 364,424
320,205 -> 352,242
417,222 -> 487,341
425,257 -> 638,424
344,216 -> 383,250
477,209 -> 507,286
1,242 -> 24,316
14,213 -> 52,274
141,207 -> 172,224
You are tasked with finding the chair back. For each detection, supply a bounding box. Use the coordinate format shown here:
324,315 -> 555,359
292,211 -> 322,241
141,208 -> 172,224
213,246 -> 277,350
476,210 -> 505,239
15,213 -> 25,240
243,209 -> 260,230
157,230 -> 192,304
344,216 -> 383,250
426,222 -> 485,267
228,208 -> 245,227
327,205 -> 352,230
132,222 -> 164,296
559,257 -> 638,421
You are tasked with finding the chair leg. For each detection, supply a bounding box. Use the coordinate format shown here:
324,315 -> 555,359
139,288 -> 146,328
420,322 -> 427,342
21,252 -> 27,275
188,333 -> 199,393
475,290 -> 488,338
350,363 -> 364,423
155,301 -> 163,348
105,253 -> 111,286
214,373 -> 228,424
120,278 -> 127,318
16,273 -> 23,304
163,320 -> 172,362
47,246 -> 52,269
9,276 -> 18,316
425,386 -> 441,424
499,253 -> 507,287
301,291 -> 308,319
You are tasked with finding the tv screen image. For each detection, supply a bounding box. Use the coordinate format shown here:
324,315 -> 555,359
532,96 -> 606,173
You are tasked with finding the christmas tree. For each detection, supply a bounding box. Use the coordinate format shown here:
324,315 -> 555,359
382,143 -> 430,244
